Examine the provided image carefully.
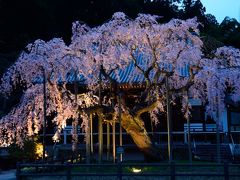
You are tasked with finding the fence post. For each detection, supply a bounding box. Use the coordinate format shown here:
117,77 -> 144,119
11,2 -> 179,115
118,160 -> 122,180
66,163 -> 71,180
16,162 -> 21,180
224,163 -> 229,180
170,162 -> 175,180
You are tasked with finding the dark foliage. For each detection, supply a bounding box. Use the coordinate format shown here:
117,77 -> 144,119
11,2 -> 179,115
7,136 -> 41,162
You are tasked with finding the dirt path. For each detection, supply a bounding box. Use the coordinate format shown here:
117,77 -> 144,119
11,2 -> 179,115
0,169 -> 16,180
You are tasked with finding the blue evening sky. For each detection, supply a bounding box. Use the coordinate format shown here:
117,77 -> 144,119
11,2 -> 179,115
201,0 -> 240,23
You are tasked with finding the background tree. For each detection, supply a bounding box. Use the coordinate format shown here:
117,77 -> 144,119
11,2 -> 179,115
219,17 -> 240,48
181,0 -> 205,20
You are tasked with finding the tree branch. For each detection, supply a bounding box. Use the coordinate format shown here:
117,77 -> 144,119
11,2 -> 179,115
78,104 -> 113,115
170,65 -> 201,93
133,99 -> 161,118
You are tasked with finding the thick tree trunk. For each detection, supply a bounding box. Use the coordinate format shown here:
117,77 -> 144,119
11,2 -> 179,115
121,112 -> 164,160
80,102 -> 164,160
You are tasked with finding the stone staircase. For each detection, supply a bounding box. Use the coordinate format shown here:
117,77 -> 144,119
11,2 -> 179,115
193,144 -> 233,162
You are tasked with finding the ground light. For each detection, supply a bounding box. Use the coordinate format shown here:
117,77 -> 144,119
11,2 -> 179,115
131,167 -> 142,173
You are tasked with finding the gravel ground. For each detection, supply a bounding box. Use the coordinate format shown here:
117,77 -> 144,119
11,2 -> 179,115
0,169 -> 16,180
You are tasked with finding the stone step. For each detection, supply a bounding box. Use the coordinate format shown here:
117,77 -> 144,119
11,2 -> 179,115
194,144 -> 232,162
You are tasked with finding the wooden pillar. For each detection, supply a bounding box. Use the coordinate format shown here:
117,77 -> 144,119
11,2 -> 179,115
107,123 -> 110,160
42,68 -> 47,161
216,92 -> 221,164
186,90 -> 192,163
98,117 -> 103,163
86,114 -> 91,164
98,72 -> 103,163
72,70 -> 79,154
166,75 -> 172,162
90,113 -> 93,155
111,83 -> 116,163
118,94 -> 123,162
112,119 -> 116,163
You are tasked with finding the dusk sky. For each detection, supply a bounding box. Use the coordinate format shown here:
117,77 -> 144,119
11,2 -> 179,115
201,0 -> 240,23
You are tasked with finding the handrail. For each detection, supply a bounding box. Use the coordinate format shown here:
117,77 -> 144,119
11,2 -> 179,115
230,134 -> 235,146
39,131 -> 229,136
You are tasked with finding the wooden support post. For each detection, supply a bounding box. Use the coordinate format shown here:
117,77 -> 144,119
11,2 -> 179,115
110,83 -> 116,163
98,117 -> 103,163
118,94 -> 123,162
86,114 -> 91,164
42,68 -> 47,161
166,75 -> 172,162
186,90 -> 192,163
216,92 -> 221,164
112,120 -> 116,163
98,70 -> 103,163
107,122 -> 110,160
90,113 -> 93,155
72,70 -> 79,154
